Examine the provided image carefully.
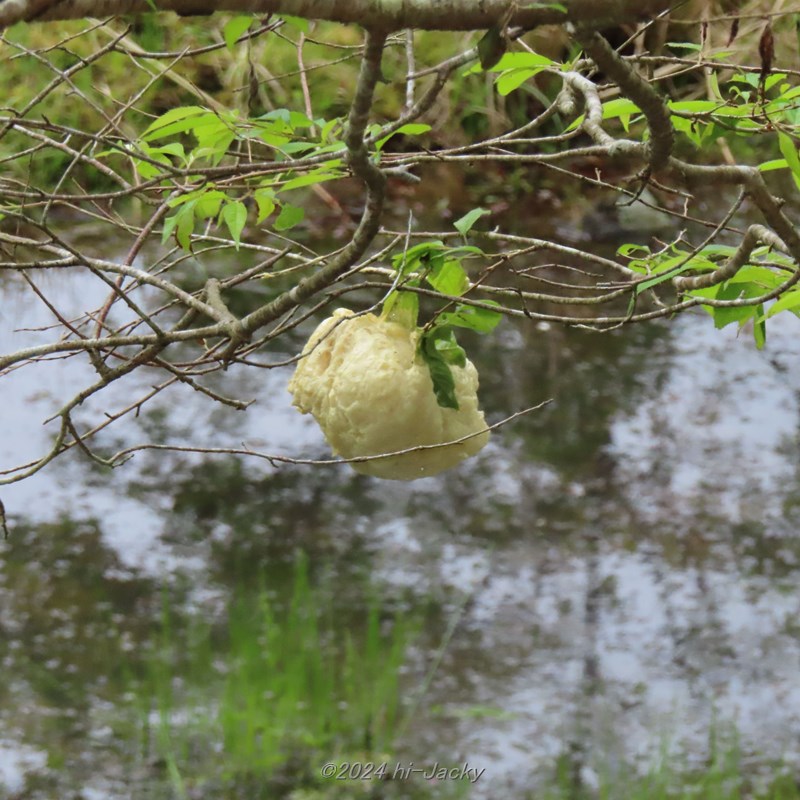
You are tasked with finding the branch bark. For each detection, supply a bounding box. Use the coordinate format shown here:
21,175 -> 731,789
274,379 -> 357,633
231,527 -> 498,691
0,0 -> 671,31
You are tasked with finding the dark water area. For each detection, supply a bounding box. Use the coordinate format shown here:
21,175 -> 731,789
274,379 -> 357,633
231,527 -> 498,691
1,192 -> 800,798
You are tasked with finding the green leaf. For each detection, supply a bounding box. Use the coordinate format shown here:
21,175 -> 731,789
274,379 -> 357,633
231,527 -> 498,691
466,50 -> 553,75
454,207 -> 490,236
320,118 -> 343,143
192,115 -> 236,163
280,14 -> 309,33
636,260 -> 701,294
274,204 -> 304,231
725,265 -> 782,289
132,158 -> 163,180
223,16 -> 253,51
281,170 -> 340,192
767,289 -> 800,317
778,132 -> 800,190
697,282 -> 761,329
142,106 -> 209,141
617,242 -> 651,257
382,290 -> 419,328
427,260 -> 470,296
567,97 -> 641,132
419,333 -> 459,410
256,132 -> 291,148
754,304 -> 766,349
154,142 -> 186,162
161,213 -> 178,244
521,1 -> 566,10
439,302 -> 502,333
667,42 -> 704,52
668,99 -> 722,113
428,326 -> 467,367
477,24 -> 507,71
221,201 -> 247,248
391,241 -> 446,274
275,141 -> 318,156
254,188 -> 276,223
169,201 -> 196,250
375,123 -> 432,151
194,190 -> 227,220
759,158 -> 789,172
496,68 -> 538,95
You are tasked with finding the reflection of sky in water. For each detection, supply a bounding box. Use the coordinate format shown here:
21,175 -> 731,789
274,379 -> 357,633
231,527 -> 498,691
612,313 -> 800,521
0,740 -> 47,796
0,268 -> 318,570
2,266 -> 800,795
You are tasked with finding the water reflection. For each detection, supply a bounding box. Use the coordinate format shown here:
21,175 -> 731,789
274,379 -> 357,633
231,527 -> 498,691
1,243 -> 800,796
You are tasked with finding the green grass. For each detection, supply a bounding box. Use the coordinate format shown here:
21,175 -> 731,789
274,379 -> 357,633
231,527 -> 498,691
117,552 -> 799,800
128,552 -> 422,798
543,730 -> 799,800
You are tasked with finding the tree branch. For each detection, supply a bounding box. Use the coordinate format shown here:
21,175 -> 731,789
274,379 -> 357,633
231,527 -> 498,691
572,27 -> 674,175
673,225 -> 789,292
237,27 -> 388,336
0,0 -> 671,32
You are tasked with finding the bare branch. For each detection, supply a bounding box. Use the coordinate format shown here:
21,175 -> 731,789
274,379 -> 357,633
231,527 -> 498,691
0,0 -> 669,32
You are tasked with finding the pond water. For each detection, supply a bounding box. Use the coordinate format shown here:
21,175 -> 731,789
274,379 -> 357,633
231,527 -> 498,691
1,210 -> 800,798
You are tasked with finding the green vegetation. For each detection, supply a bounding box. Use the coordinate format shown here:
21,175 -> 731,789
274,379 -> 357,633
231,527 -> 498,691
545,749 -> 800,800
2,3 -> 800,797
127,553 -> 422,798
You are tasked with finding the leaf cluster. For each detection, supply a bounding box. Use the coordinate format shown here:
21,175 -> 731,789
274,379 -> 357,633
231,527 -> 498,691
382,211 -> 501,409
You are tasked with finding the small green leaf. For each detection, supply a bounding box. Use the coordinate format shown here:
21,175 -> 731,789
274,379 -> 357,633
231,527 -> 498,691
280,14 -> 310,33
767,289 -> 800,317
170,201 -> 197,250
466,50 -> 554,75
754,304 -> 766,349
439,301 -> 502,333
194,190 -> 226,220
520,1 -> 566,10
778,132 -> 800,190
161,213 -> 178,244
382,290 -> 419,328
699,282 -> 760,329
375,123 -> 432,151
154,142 -> 186,162
281,170 -> 340,191
221,200 -> 247,248
274,204 -> 304,231
320,118 -> 343,143
391,241 -> 446,274
276,141 -> 318,156
454,207 -> 490,236
141,106 -> 208,141
420,333 -> 459,410
759,158 -> 789,172
567,98 -> 641,132
132,158 -> 163,180
488,52 -> 554,71
496,68 -> 538,95
223,16 -> 253,51
254,188 -> 276,223
617,242 -> 651,257
427,260 -> 470,296
428,326 -> 467,367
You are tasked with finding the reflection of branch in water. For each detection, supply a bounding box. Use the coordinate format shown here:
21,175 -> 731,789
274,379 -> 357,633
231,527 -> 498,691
104,401 -> 553,469
566,522 -> 602,794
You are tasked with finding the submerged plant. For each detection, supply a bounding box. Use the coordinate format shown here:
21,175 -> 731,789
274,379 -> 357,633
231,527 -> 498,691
131,554 -> 417,796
